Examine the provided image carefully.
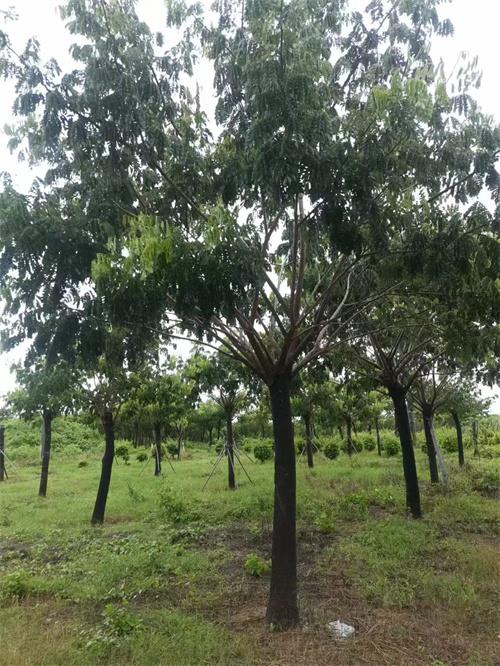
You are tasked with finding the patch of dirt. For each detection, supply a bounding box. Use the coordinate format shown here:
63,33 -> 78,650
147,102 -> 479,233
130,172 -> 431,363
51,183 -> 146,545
197,525 -> 500,665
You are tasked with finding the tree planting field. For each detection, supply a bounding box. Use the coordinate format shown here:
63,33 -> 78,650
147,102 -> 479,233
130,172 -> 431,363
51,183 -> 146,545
0,438 -> 498,666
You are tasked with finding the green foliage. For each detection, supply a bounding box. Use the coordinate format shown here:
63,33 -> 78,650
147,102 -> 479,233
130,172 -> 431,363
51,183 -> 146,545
136,452 -> 148,463
337,492 -> 369,521
3,417 -> 101,459
322,437 -> 340,460
253,443 -> 273,463
439,429 -> 458,453
244,554 -> 270,578
358,433 -> 376,451
157,486 -> 198,524
469,463 -> 500,496
165,441 -> 178,458
382,433 -> 400,457
115,443 -> 130,463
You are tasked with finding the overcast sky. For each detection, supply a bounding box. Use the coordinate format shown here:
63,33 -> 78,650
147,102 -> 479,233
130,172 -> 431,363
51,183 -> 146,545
0,0 -> 498,411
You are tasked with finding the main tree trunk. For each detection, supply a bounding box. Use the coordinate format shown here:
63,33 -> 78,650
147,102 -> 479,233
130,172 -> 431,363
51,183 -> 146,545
388,384 -> 422,518
422,406 -> 439,483
39,409 -> 52,497
0,425 -> 5,482
304,413 -> 314,469
226,412 -> 236,490
153,422 -> 162,476
266,372 -> 299,629
451,409 -> 464,467
91,411 -> 115,525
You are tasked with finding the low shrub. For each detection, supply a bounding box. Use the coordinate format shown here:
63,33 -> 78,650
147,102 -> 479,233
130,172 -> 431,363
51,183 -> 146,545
322,436 -> 340,460
437,428 -> 457,453
254,443 -> 273,463
339,436 -> 362,454
136,451 -> 148,462
469,463 -> 500,496
244,553 -> 270,577
158,486 -> 199,524
382,433 -> 400,457
115,443 -> 130,463
358,433 -> 376,451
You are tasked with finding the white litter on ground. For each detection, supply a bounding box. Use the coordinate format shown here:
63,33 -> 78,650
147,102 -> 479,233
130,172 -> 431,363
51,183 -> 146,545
327,620 -> 355,639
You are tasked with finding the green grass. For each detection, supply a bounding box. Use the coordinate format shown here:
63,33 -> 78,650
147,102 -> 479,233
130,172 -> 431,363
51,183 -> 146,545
0,442 -> 498,665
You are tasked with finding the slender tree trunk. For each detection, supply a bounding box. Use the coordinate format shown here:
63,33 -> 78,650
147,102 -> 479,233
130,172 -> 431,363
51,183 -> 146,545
375,417 -> 381,457
39,409 -> 52,497
266,373 -> 299,629
388,384 -> 422,518
153,422 -> 162,476
472,420 -> 479,457
0,425 -> 5,482
176,428 -> 182,460
451,409 -> 464,467
208,426 -> 213,448
91,411 -> 115,525
422,406 -> 439,483
408,403 -> 417,446
226,412 -> 236,490
429,418 -> 448,486
346,415 -> 354,456
337,424 -> 343,439
304,413 -> 314,469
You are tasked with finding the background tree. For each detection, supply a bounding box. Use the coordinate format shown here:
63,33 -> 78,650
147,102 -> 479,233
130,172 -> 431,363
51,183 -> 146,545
8,360 -> 79,496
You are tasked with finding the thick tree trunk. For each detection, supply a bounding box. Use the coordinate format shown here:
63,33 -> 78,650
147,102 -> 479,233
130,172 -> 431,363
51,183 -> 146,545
451,409 -> 464,467
375,417 -> 381,457
153,422 -> 162,476
266,373 -> 299,629
0,425 -> 5,482
388,384 -> 422,518
304,413 -> 314,469
91,411 -> 115,525
422,406 -> 439,483
226,413 -> 236,490
346,415 -> 354,457
39,410 -> 52,497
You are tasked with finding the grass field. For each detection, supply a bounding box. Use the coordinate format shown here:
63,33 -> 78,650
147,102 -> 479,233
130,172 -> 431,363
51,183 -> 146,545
0,444 -> 498,665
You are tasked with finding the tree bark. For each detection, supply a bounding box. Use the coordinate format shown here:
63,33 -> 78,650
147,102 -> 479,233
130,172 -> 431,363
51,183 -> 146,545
422,406 -> 439,483
153,422 -> 162,476
346,415 -> 354,456
0,425 -> 5,482
388,384 -> 422,518
375,416 -> 381,457
39,409 -> 52,497
451,409 -> 464,467
304,413 -> 314,469
429,418 -> 448,486
337,425 -> 343,439
266,372 -> 299,629
408,403 -> 417,446
226,412 -> 236,490
91,411 -> 115,525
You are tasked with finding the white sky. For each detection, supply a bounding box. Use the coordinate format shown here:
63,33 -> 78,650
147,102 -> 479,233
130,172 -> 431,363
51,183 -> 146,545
0,0 -> 498,411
